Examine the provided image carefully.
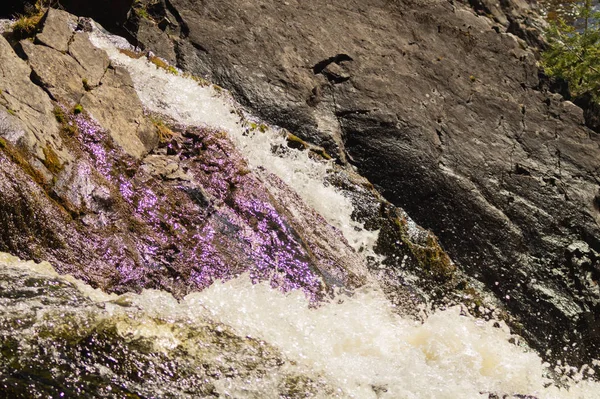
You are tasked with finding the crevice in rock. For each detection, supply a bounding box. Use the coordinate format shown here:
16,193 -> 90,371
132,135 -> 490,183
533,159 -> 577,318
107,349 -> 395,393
327,84 -> 352,163
435,127 -> 444,146
513,163 -> 531,176
164,0 -> 189,39
312,54 -> 353,75
335,109 -> 371,117
190,41 -> 209,54
28,70 -> 56,102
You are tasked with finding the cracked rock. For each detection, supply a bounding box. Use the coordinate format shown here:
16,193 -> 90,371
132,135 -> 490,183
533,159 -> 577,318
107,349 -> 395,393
36,8 -> 77,53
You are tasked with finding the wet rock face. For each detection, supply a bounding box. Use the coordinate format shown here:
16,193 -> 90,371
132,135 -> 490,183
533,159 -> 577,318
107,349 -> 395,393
3,0 -> 599,368
117,0 -> 600,364
1,10 -> 398,303
0,98 -> 333,299
0,5 -> 462,313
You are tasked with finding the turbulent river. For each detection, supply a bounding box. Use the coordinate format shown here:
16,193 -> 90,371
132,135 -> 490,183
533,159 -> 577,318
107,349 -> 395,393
1,22 -> 599,399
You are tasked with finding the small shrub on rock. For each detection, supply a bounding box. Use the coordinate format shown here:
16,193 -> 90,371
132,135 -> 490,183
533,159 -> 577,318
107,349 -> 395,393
542,0 -> 600,100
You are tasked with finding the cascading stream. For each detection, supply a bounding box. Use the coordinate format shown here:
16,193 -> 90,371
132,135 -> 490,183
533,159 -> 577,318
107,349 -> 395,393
0,17 -> 599,399
88,29 -> 381,259
1,252 -> 599,398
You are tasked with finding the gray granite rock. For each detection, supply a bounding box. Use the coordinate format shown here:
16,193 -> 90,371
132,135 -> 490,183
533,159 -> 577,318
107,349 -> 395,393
68,32 -> 110,87
0,35 -> 70,175
36,8 -> 77,52
80,65 -> 157,159
21,38 -> 86,102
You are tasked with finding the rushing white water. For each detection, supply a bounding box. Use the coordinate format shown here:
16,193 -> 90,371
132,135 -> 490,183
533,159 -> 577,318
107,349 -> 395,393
89,30 -> 380,256
1,252 -> 598,398
0,20 -> 569,398
0,12 -> 599,399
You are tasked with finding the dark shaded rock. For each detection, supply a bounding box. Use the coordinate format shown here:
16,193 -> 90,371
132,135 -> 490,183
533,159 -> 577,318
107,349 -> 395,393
574,93 -> 600,134
54,0 -> 135,38
134,15 -> 177,64
0,0 -> 26,18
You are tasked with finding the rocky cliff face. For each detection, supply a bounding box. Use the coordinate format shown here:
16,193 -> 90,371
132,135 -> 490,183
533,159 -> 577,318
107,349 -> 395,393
91,0 -> 599,366
1,0 -> 599,371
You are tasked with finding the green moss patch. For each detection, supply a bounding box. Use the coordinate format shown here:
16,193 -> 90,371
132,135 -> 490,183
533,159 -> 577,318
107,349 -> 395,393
150,116 -> 175,143
11,10 -> 44,39
118,48 -> 145,59
149,56 -> 178,75
0,138 -> 46,186
42,144 -> 63,175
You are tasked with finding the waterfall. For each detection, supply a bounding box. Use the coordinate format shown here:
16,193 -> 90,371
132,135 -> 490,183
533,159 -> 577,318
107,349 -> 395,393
0,20 -> 598,399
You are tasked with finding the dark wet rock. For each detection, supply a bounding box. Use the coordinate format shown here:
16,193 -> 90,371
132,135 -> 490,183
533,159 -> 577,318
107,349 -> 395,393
487,394 -> 539,399
76,16 -> 94,33
108,0 -> 600,367
574,93 -> 600,134
51,0 -> 135,37
134,16 -> 177,64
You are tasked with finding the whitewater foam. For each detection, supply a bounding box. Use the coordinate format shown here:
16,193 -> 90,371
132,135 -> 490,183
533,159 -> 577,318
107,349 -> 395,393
2,253 -> 597,398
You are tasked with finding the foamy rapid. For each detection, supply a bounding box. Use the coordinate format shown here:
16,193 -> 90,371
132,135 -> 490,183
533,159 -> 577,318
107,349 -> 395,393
89,29 -> 379,256
1,253 -> 597,398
